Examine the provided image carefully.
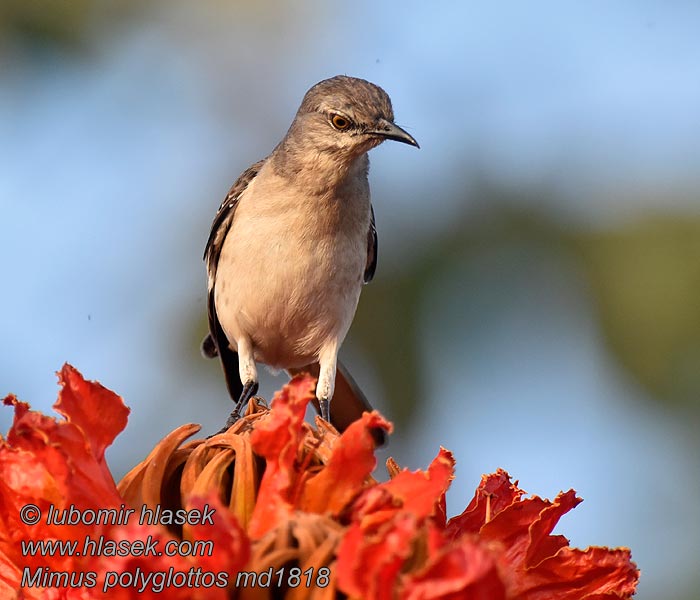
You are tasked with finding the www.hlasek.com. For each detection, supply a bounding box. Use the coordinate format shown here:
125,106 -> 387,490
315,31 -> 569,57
18,503 -> 331,593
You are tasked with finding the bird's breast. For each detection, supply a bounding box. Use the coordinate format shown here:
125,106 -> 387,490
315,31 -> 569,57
214,175 -> 370,368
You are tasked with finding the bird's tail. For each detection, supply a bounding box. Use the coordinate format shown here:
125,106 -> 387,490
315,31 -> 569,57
201,333 -> 218,358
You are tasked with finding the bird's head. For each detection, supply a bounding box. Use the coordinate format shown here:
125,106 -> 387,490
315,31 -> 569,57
286,75 -> 419,159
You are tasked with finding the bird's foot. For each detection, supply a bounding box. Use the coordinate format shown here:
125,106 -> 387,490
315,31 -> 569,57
211,380 -> 258,437
223,408 -> 242,430
208,409 -> 240,437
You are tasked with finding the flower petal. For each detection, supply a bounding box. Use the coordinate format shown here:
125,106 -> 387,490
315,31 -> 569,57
54,363 -> 130,471
381,447 -> 454,521
184,494 -> 250,576
337,513 -> 417,600
401,532 -> 506,600
300,411 -> 391,515
480,488 -> 639,599
0,367 -> 127,594
248,375 -> 315,539
348,447 -> 455,529
446,469 -> 525,538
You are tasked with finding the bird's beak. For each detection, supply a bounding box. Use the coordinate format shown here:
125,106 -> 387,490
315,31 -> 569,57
369,119 -> 420,148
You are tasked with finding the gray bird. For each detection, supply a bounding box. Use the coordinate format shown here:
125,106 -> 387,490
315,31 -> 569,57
202,75 -> 418,441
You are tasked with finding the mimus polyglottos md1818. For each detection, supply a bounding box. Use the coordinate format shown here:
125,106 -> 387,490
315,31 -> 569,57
202,75 -> 418,441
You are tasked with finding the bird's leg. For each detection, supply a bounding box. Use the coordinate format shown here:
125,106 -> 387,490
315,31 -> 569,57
223,380 -> 258,429
316,343 -> 338,423
319,397 -> 330,422
220,336 -> 258,431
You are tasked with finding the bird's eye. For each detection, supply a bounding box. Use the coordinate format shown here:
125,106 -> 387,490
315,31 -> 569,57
330,114 -> 351,130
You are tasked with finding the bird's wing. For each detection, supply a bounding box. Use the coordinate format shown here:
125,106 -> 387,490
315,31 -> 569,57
204,159 -> 265,282
364,203 -> 378,284
202,159 -> 264,401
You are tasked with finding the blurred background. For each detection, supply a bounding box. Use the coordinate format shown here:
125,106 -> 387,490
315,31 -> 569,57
1,1 -> 699,597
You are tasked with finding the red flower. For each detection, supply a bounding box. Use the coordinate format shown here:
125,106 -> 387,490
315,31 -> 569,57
447,473 -> 638,599
1,365 -> 639,598
0,366 -> 247,599
0,365 -> 127,597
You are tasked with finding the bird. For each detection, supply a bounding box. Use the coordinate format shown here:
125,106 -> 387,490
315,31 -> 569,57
202,75 -> 418,442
